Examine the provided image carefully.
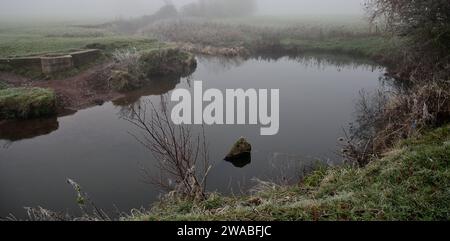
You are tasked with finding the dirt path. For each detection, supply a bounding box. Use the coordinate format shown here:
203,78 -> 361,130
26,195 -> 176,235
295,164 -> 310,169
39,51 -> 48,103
1,61 -> 125,113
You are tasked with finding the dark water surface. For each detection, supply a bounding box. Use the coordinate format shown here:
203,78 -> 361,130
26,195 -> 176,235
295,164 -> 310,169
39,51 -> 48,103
0,55 -> 388,218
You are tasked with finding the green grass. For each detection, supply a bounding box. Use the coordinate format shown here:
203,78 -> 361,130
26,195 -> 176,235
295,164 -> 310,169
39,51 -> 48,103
132,124 -> 450,221
0,24 -> 164,58
0,87 -> 56,119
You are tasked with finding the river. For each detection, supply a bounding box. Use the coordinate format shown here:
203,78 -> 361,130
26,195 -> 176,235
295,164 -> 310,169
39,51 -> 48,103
0,54 -> 391,218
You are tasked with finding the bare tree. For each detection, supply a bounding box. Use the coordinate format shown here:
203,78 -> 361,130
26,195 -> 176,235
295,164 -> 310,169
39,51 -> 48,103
365,0 -> 450,80
123,96 -> 211,200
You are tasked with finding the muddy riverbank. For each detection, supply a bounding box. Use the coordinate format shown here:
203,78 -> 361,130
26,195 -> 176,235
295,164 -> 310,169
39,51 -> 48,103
0,48 -> 197,120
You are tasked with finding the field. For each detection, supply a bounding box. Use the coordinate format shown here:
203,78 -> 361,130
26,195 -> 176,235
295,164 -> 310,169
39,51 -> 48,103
138,14 -> 399,63
0,15 -> 391,59
0,23 -> 163,58
213,14 -> 371,29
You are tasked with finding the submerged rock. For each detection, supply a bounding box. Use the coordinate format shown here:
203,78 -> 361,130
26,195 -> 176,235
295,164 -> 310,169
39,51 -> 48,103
224,137 -> 252,168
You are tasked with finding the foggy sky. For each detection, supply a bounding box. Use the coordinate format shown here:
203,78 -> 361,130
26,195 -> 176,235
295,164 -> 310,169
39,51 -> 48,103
0,0 -> 365,20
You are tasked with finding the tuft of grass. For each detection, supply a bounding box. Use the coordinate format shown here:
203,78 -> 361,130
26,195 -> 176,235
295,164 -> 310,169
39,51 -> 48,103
134,124 -> 450,221
0,87 -> 56,119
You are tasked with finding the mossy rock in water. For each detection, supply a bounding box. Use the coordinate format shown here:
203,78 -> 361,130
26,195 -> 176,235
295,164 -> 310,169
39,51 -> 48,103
0,87 -> 56,119
225,137 -> 252,162
139,48 -> 197,78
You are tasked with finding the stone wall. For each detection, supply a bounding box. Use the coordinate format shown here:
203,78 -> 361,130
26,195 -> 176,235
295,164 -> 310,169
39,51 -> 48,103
71,49 -> 101,67
0,57 -> 42,73
41,55 -> 74,74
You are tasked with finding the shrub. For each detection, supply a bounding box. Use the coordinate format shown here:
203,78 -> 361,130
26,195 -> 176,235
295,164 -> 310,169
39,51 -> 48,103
109,48 -> 196,91
139,48 -> 197,78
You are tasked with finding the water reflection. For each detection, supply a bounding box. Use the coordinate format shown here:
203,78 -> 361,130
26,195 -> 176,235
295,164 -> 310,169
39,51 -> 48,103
0,118 -> 59,147
198,53 -> 385,76
225,152 -> 252,168
0,53 -> 391,145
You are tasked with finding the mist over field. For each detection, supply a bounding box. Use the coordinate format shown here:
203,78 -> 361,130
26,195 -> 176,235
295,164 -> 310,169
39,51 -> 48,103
0,0 -> 365,21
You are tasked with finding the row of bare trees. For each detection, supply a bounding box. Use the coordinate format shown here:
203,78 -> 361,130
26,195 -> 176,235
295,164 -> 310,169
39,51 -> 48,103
181,0 -> 257,18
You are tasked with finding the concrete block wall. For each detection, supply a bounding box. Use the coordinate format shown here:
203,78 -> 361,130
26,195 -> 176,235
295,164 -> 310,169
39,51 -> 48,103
71,49 -> 101,67
41,55 -> 74,74
0,57 -> 42,72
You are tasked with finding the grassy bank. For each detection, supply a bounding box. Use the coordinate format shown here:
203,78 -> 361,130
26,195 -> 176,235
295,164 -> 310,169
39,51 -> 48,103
142,18 -> 398,64
132,125 -> 450,221
213,15 -> 370,29
279,36 -> 400,60
0,87 -> 56,119
215,15 -> 396,59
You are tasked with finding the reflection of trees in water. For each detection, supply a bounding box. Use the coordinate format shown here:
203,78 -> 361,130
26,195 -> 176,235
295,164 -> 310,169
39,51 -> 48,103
256,52 -> 383,72
0,118 -> 59,148
198,53 -> 387,75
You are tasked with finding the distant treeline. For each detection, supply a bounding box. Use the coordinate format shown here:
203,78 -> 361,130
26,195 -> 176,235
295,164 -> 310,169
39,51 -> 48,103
181,0 -> 257,18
